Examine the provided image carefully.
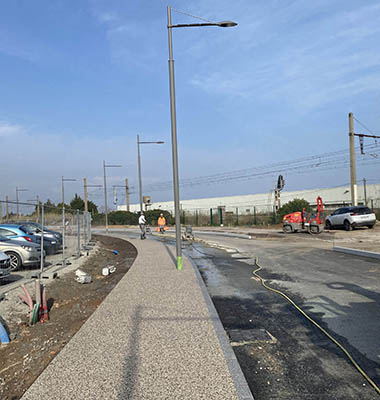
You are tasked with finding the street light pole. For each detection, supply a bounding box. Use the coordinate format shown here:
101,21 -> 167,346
167,6 -> 237,270
137,135 -> 164,213
103,161 -> 122,232
137,135 -> 143,212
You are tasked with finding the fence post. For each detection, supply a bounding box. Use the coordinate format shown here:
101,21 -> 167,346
77,209 -> 81,257
218,207 -> 223,226
236,207 -> 239,225
254,206 -> 257,225
40,205 -> 45,273
210,208 -> 213,226
195,209 -> 199,226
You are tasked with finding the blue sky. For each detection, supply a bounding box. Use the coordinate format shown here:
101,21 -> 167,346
0,0 -> 380,210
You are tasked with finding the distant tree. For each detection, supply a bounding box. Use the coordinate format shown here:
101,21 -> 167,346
145,209 -> 173,226
70,194 -> 85,210
108,211 -> 138,225
278,198 -> 312,219
87,200 -> 98,215
42,199 -> 60,213
69,194 -> 98,214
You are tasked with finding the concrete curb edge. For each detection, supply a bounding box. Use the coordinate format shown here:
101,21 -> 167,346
333,246 -> 380,260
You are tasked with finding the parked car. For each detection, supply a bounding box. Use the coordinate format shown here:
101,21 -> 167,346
0,251 -> 11,280
0,235 -> 41,270
0,224 -> 57,255
18,224 -> 60,255
16,221 -> 63,245
325,206 -> 377,231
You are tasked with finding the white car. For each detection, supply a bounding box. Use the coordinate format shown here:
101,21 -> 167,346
0,251 -> 11,280
325,206 -> 376,231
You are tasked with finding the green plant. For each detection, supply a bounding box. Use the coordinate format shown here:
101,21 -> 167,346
108,211 -> 139,225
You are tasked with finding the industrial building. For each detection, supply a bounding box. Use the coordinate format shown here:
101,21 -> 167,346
117,183 -> 380,215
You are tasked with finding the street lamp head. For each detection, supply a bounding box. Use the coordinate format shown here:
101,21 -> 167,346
217,21 -> 238,27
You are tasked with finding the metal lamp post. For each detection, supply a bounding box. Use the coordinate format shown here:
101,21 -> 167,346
16,187 -> 28,218
137,135 -> 164,212
103,161 -> 122,232
167,6 -> 237,270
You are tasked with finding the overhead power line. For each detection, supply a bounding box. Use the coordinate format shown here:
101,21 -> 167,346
142,142 -> 380,193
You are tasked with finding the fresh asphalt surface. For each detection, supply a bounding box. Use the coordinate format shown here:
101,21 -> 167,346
88,229 -> 380,398
186,231 -> 380,398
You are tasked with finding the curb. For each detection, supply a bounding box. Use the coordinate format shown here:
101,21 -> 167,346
189,256 -> 255,400
333,246 -> 380,260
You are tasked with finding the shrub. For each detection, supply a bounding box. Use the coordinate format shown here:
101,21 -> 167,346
278,198 -> 312,220
108,211 -> 139,225
144,209 -> 173,226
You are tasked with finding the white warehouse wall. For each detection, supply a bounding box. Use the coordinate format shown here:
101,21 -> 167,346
117,184 -> 380,215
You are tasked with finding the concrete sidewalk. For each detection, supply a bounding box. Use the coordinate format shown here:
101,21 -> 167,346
21,235 -> 253,400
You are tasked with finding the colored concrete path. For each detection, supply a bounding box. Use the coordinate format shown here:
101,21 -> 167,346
22,234 -> 253,400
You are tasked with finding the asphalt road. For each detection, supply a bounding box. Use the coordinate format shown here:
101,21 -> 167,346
185,232 -> 380,399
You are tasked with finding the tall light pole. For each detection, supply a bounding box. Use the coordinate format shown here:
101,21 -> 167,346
167,6 -> 237,270
61,176 -> 76,265
103,161 -> 122,232
137,135 -> 164,212
16,187 -> 28,218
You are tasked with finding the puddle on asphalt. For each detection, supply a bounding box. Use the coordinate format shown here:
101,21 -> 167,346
185,243 -> 253,299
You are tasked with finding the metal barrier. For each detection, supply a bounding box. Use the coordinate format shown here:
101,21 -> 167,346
0,200 -> 92,273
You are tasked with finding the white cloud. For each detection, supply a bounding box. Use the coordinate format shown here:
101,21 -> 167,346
186,1 -> 380,110
0,122 -> 25,137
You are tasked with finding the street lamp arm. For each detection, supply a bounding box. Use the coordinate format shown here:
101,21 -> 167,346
168,21 -> 237,29
138,141 -> 165,144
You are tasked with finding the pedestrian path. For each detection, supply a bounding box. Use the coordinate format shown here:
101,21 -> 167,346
22,234 -> 253,400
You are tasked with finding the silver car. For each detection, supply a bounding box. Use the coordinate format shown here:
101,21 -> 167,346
0,251 -> 11,279
0,235 -> 41,270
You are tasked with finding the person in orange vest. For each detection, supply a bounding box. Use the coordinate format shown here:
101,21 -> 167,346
157,213 -> 166,234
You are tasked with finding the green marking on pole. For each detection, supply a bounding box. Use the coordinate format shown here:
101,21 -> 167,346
177,256 -> 182,271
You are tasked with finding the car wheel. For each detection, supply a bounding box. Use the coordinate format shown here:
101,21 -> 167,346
325,220 -> 332,230
367,224 -> 374,229
344,220 -> 352,231
6,251 -> 22,270
283,224 -> 293,233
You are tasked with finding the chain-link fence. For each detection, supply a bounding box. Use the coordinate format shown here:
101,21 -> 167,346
0,200 -> 92,273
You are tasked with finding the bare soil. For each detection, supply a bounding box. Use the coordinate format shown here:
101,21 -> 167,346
0,234 -> 137,400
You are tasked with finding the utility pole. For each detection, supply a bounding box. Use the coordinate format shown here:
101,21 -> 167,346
37,195 -> 40,223
84,178 -> 102,214
84,178 -> 88,212
5,196 -> 9,221
349,112 -> 358,206
0,202 -> 2,222
125,178 -> 130,212
363,178 -> 367,206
